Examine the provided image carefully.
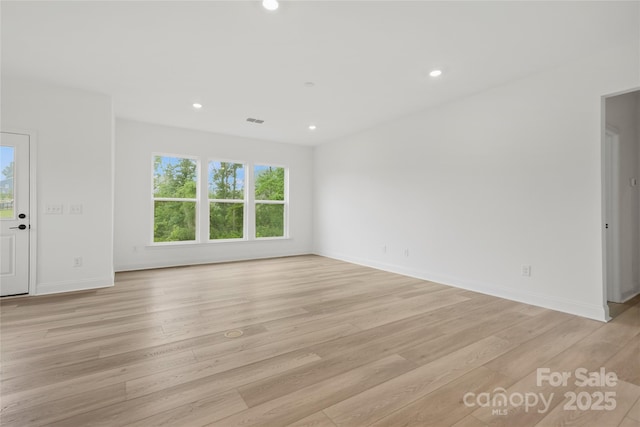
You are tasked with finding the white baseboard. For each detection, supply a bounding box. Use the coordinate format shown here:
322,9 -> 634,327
36,275 -> 114,295
316,250 -> 608,322
619,289 -> 640,304
114,251 -> 313,272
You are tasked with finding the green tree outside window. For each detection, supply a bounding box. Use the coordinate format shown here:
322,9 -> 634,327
153,156 -> 197,242
255,165 -> 286,238
209,162 -> 245,240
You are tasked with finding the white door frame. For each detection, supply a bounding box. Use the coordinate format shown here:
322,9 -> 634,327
1,129 -> 37,295
603,127 -> 621,304
601,87 -> 640,319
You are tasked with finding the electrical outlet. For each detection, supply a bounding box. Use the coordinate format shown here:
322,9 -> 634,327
45,204 -> 63,215
521,265 -> 531,277
73,257 -> 83,267
404,249 -> 409,257
382,245 -> 387,254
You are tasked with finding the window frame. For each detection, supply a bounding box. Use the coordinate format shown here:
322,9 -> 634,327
150,152 -> 200,246
253,163 -> 289,240
207,159 -> 248,242
149,155 -> 289,245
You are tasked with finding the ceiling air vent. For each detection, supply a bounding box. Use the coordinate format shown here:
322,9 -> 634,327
246,118 -> 265,124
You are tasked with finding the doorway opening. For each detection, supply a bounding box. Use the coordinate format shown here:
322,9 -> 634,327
602,89 -> 640,319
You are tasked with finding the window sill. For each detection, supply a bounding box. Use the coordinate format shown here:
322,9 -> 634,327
146,237 -> 290,249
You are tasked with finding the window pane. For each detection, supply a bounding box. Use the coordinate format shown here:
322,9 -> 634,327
154,156 -> 197,198
0,147 -> 14,219
254,165 -> 284,201
154,201 -> 196,242
210,202 -> 244,240
209,162 -> 244,199
256,203 -> 284,238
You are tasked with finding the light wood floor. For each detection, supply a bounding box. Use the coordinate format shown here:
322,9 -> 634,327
1,255 -> 639,427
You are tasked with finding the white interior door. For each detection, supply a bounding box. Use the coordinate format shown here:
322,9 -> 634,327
0,132 -> 30,296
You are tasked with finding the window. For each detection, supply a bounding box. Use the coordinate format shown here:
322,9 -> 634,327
209,161 -> 245,240
153,155 -> 198,242
0,146 -> 14,219
254,165 -> 286,238
150,156 -> 288,244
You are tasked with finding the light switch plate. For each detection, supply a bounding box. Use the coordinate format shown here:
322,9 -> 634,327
69,204 -> 83,215
45,204 -> 63,214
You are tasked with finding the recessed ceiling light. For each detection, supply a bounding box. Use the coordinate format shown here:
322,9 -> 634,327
308,124 -> 317,130
429,69 -> 443,77
304,82 -> 315,88
262,0 -> 279,11
192,103 -> 203,109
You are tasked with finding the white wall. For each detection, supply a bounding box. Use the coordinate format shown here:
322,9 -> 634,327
314,45 -> 640,321
605,91 -> 640,302
114,119 -> 313,271
1,77 -> 114,294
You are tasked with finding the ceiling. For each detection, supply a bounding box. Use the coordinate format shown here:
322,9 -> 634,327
2,1 -> 638,145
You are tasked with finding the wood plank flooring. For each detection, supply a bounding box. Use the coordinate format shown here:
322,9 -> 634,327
1,255 -> 639,426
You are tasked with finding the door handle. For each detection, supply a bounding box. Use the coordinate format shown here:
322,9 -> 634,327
9,224 -> 27,230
